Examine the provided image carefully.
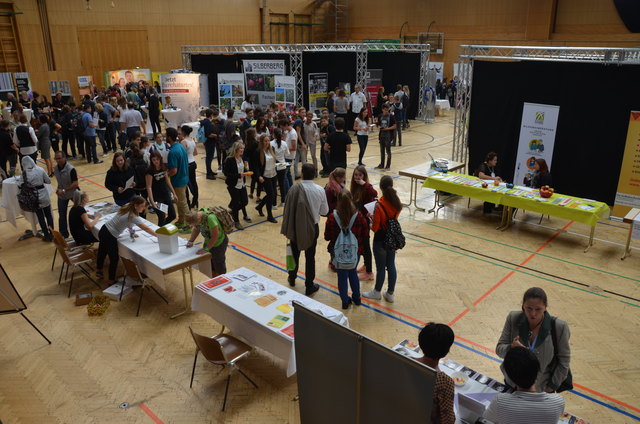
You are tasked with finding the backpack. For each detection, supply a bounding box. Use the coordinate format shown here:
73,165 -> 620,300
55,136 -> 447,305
201,206 -> 235,235
72,112 -> 84,135
196,122 -> 206,143
331,211 -> 359,270
377,202 -> 405,251
17,170 -> 40,212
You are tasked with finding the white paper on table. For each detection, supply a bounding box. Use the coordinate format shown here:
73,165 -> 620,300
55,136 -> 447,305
125,175 -> 135,189
156,202 -> 169,213
633,215 -> 640,240
364,201 -> 377,216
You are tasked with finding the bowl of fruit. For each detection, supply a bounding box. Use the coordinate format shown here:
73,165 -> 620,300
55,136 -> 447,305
539,185 -> 554,198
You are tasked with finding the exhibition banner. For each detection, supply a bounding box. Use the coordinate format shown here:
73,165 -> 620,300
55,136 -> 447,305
275,76 -> 296,112
513,103 -> 560,186
365,69 -> 383,116
14,72 -> 32,98
48,81 -> 71,96
612,111 -> 640,218
308,72 -> 328,114
339,82 -> 351,96
242,60 -> 285,106
217,73 -> 245,111
107,68 -> 152,89
77,75 -> 94,97
428,62 -> 444,81
160,73 -> 201,123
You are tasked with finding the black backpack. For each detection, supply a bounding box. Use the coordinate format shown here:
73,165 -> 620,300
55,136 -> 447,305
17,170 -> 40,212
72,112 -> 84,135
377,202 -> 405,251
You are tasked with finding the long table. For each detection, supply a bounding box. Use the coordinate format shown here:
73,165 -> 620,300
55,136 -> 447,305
87,202 -> 212,318
191,267 -> 349,377
392,341 -> 590,424
423,171 -> 610,250
399,160 -> 465,212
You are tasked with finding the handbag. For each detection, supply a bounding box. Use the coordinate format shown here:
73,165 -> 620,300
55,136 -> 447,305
17,171 -> 41,212
550,317 -> 573,392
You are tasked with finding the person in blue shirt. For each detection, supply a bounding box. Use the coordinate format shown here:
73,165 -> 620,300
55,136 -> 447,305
98,96 -> 117,152
166,127 -> 189,230
81,103 -> 103,164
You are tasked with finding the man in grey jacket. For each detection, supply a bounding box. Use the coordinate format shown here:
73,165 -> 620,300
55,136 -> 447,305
53,151 -> 79,238
281,163 -> 328,296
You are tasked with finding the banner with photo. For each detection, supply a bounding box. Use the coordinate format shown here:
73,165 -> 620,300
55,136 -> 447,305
217,73 -> 245,111
48,81 -> 71,97
613,111 -> 640,218
242,59 -> 285,107
107,68 -> 152,89
513,103 -> 560,186
77,75 -> 94,98
275,75 -> 296,112
160,73 -> 203,123
14,72 -> 32,98
308,72 -> 328,114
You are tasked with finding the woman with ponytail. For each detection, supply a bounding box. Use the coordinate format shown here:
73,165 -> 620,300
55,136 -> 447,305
362,175 -> 402,302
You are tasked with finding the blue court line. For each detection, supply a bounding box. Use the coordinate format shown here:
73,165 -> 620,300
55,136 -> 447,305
228,243 -> 640,422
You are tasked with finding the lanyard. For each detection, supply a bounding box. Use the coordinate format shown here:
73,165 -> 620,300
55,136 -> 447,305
528,333 -> 539,351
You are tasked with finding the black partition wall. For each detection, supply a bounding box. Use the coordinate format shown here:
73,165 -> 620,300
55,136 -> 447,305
467,60 -> 640,205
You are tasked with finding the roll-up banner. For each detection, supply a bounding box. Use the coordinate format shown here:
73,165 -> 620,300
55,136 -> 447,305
612,111 -> 640,218
217,73 -> 245,111
275,75 -> 296,112
14,72 -> 32,98
160,73 -> 203,123
308,72 -> 328,114
513,103 -> 560,186
242,60 -> 285,107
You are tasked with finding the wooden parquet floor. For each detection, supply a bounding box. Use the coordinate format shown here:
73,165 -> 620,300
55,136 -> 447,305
1,115 -> 639,423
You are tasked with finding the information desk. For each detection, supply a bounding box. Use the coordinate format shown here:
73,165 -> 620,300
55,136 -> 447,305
399,161 -> 465,212
391,341 -> 589,424
191,267 -> 349,377
87,202 -> 211,318
0,176 -> 54,239
621,208 -> 640,260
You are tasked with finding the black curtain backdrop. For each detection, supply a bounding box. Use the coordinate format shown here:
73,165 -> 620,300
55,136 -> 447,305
467,60 -> 640,205
191,51 -> 421,119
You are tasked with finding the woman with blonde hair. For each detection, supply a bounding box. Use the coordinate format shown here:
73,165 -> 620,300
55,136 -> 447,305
253,134 -> 278,223
68,190 -> 101,245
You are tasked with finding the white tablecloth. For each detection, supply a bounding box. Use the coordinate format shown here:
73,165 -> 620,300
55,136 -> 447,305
140,106 -> 153,134
0,176 -> 54,232
436,99 -> 451,111
87,203 -> 212,291
191,267 -> 349,377
162,108 -> 183,129
182,121 -> 200,135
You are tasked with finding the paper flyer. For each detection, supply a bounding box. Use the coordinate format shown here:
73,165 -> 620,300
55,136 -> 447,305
267,315 -> 290,329
196,275 -> 231,292
255,294 -> 277,307
281,324 -> 295,338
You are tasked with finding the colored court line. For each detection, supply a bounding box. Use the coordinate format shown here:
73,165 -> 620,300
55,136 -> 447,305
447,220 -> 574,327
228,241 -> 640,420
139,404 -> 165,424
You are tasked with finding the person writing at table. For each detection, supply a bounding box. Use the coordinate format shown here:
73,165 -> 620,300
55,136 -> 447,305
105,152 -> 136,206
68,190 -> 100,245
496,287 -> 571,393
475,151 -> 502,214
525,158 -> 553,189
185,209 -> 228,278
96,196 -> 156,284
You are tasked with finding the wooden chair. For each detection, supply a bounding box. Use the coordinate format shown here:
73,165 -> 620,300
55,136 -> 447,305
120,257 -> 169,316
189,327 -> 258,411
52,230 -> 100,297
51,231 -> 85,271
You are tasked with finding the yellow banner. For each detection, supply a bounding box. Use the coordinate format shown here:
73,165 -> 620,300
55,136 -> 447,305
613,111 -> 640,218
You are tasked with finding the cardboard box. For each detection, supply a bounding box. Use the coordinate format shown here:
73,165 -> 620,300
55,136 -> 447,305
102,281 -> 133,301
75,292 -> 93,306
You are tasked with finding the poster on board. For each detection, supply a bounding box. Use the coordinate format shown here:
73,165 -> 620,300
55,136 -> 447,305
14,72 -> 32,98
77,75 -> 94,98
513,103 -> 560,186
48,81 -> 71,97
160,72 -> 203,123
308,73 -> 328,114
217,73 -> 244,111
365,69 -> 383,114
107,69 -> 152,89
612,111 -> 640,218
428,62 -> 444,81
242,60 -> 285,107
0,72 -> 14,92
275,75 -> 296,112
338,82 -> 351,96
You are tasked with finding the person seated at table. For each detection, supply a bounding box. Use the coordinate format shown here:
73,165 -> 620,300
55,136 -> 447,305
105,152 -> 136,206
68,190 -> 100,245
496,287 -> 571,393
416,323 -> 456,424
185,208 -> 228,278
163,96 -> 174,110
483,347 -> 564,424
96,196 -> 156,284
525,158 -> 553,189
475,151 -> 502,214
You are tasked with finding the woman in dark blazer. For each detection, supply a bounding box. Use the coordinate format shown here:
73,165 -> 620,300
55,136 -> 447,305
223,140 -> 251,230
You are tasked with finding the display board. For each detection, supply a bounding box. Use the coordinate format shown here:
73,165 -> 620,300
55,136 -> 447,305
308,72 -> 328,115
513,102 -> 560,186
274,75 -> 296,112
0,263 -> 27,315
242,59 -> 285,106
294,302 -> 435,423
160,73 -> 208,123
428,62 -> 444,81
48,81 -> 72,97
217,73 -> 244,111
0,72 -> 14,92
613,111 -> 640,217
77,75 -> 94,98
14,72 -> 32,98
107,68 -> 152,89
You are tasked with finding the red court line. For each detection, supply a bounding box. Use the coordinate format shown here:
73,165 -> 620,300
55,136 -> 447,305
139,404 -> 165,424
230,238 -> 640,415
78,175 -> 107,190
448,220 -> 574,327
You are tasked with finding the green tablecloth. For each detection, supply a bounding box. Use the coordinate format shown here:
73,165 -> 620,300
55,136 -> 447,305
423,171 -> 610,226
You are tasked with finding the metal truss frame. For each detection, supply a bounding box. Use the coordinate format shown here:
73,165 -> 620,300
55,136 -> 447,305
452,44 -> 640,163
182,43 -> 430,118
